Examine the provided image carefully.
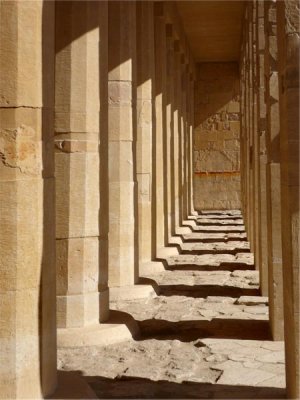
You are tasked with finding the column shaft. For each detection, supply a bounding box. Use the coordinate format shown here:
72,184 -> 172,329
108,1 -> 137,286
136,1 -> 154,264
0,1 -> 56,397
154,5 -> 167,251
277,1 -> 299,397
256,0 -> 269,295
264,0 -> 284,339
188,76 -> 195,215
55,1 -> 109,329
173,43 -> 181,231
166,25 -> 175,242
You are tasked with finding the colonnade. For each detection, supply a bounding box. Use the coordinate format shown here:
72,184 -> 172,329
0,1 -> 196,397
240,1 -> 299,398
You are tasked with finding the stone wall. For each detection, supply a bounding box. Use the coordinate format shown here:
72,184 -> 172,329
193,63 -> 241,210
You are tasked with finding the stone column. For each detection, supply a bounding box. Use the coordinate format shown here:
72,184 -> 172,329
108,1 -> 137,286
0,1 -> 56,397
180,60 -> 188,222
248,2 -> 255,250
277,1 -> 299,397
173,42 -> 181,231
188,74 -> 195,216
252,2 -> 261,268
256,0 -> 269,296
264,0 -> 284,339
136,1 -> 154,265
240,43 -> 247,228
244,6 -> 252,239
165,25 -> 175,243
55,1 -> 109,338
178,55 -> 185,224
154,3 -> 167,253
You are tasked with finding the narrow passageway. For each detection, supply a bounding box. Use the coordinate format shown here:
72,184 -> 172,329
58,210 -> 286,399
1,1 -> 298,398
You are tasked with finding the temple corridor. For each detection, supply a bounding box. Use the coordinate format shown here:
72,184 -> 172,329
0,1 -> 299,399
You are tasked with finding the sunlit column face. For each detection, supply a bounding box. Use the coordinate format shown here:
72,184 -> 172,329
0,1 -> 56,397
108,1 -> 136,287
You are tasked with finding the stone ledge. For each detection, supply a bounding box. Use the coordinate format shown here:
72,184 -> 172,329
109,284 -> 157,302
57,313 -> 140,348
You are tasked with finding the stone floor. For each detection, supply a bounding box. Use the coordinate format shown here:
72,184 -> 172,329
58,210 -> 286,399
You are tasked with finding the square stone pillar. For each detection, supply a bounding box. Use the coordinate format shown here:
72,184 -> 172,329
256,0 -> 269,296
108,1 -> 137,287
240,45 -> 247,226
154,3 -> 167,252
188,75 -> 196,216
252,2 -> 261,269
277,1 -> 299,397
55,1 -> 109,336
264,0 -> 284,339
173,42 -> 181,231
0,1 -> 57,397
180,59 -> 188,222
248,2 -> 255,251
136,1 -> 155,264
166,24 -> 175,242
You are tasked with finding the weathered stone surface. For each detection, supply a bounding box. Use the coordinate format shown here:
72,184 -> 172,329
57,212 -> 286,398
180,241 -> 250,254
194,64 -> 241,210
193,224 -> 245,232
167,252 -> 254,269
236,296 -> 269,305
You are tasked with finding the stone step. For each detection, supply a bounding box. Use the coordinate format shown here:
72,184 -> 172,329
198,210 -> 242,216
182,232 -> 248,243
195,218 -> 244,225
180,241 -> 250,256
192,225 -> 246,233
166,253 -> 254,272
197,214 -> 244,220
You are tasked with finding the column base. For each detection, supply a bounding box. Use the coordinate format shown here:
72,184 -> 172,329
176,226 -> 193,235
140,260 -> 165,275
57,312 -> 140,348
109,284 -> 157,301
156,246 -> 179,258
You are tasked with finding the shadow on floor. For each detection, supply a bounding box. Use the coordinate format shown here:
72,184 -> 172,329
86,375 -> 286,399
137,318 -> 271,341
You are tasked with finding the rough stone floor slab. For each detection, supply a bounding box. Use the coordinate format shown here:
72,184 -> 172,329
180,241 -> 250,254
58,211 -> 286,399
182,232 -> 248,242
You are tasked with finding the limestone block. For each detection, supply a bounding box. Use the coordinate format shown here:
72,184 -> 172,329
55,151 -> 100,238
109,141 -> 134,182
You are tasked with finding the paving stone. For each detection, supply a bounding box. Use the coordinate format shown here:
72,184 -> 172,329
243,306 -> 269,315
206,296 -> 236,303
193,225 -> 245,232
196,218 -> 244,225
236,296 -> 269,305
180,241 -> 250,253
182,232 -> 248,241
213,360 -> 276,386
255,351 -> 285,364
